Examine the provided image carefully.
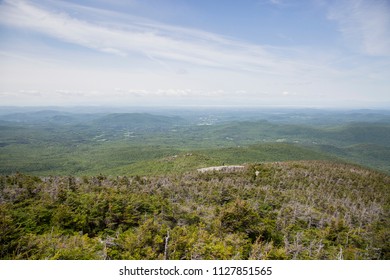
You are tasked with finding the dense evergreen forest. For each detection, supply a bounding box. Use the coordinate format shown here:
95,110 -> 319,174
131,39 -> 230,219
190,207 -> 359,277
1,161 -> 389,260
0,108 -> 389,259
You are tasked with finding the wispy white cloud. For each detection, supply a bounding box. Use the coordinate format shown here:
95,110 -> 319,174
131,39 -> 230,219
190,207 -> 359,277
0,0 -> 389,107
327,0 -> 390,56
0,0 -> 321,77
269,0 -> 283,6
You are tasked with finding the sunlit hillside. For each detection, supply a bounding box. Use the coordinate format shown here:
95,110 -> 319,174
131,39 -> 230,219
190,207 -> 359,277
1,161 -> 388,260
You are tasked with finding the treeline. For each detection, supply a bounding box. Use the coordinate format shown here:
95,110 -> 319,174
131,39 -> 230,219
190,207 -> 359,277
1,161 -> 389,259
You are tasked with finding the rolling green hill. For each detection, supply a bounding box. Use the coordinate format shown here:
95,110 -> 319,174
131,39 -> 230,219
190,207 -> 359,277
104,143 -> 338,176
92,113 -> 187,131
0,140 -> 342,176
1,109 -> 389,175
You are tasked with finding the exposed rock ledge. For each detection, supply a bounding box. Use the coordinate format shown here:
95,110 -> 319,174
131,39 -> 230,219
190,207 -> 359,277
197,165 -> 245,173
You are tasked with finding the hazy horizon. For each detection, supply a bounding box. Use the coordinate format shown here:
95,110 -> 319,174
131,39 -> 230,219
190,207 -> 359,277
1,0 -> 390,108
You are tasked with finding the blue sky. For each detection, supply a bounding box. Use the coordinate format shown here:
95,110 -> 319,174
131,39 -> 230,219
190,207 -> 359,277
0,0 -> 389,108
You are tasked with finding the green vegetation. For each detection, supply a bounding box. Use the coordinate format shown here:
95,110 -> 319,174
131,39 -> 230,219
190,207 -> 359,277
1,161 -> 389,259
0,108 -> 389,260
0,109 -> 389,175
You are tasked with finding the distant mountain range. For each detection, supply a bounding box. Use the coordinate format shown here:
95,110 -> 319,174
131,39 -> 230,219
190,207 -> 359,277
0,108 -> 389,175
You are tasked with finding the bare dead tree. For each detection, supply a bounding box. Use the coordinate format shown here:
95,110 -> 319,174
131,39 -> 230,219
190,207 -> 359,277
164,230 -> 170,260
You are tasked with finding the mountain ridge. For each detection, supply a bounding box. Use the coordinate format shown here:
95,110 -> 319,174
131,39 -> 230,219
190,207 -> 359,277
1,160 -> 388,260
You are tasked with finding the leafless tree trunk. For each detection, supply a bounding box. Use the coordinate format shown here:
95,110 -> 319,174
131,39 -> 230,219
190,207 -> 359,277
164,230 -> 170,260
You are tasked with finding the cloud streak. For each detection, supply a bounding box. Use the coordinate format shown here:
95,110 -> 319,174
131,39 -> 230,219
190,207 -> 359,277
0,0 -> 321,77
0,0 -> 389,108
327,0 -> 390,56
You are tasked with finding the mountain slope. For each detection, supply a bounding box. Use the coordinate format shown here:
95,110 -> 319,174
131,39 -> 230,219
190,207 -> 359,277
102,143 -> 339,176
1,161 -> 388,260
